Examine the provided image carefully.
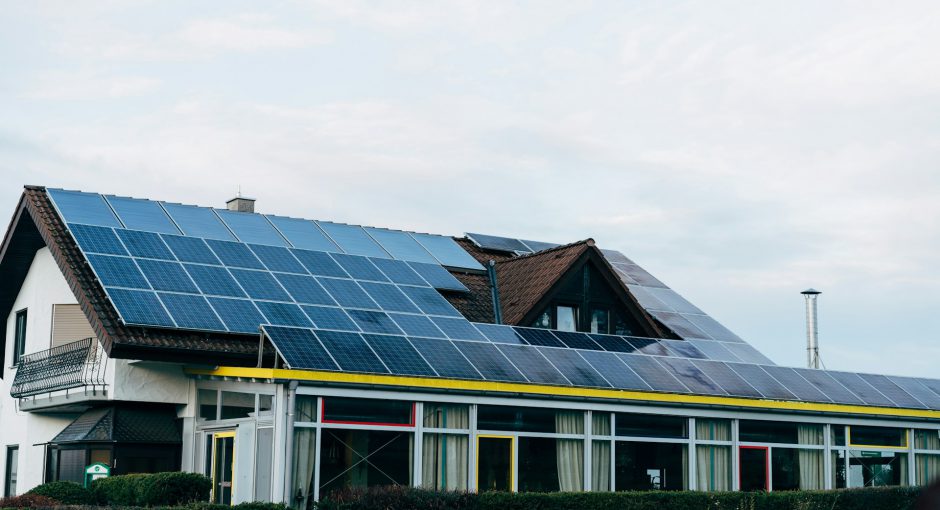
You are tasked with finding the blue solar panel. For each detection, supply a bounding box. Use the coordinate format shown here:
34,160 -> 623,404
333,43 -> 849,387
230,269 -> 292,301
368,258 -> 428,286
617,354 -> 690,393
158,293 -> 225,331
722,343 -> 774,365
255,301 -> 313,327
858,374 -> 924,409
409,338 -> 482,379
250,244 -> 306,273
217,210 -> 288,246
397,286 -> 461,317
552,331 -> 602,350
317,278 -> 378,309
690,360 -> 762,398
452,341 -> 526,382
207,298 -> 266,333
683,314 -> 744,343
496,344 -> 568,385
301,306 -> 359,331
274,273 -> 336,306
108,288 -> 175,327
889,377 -> 940,409
624,337 -> 671,356
316,222 -> 389,258
347,309 -> 403,335
537,347 -> 611,388
184,264 -> 246,297
407,262 -> 468,292
413,233 -> 483,270
362,333 -> 436,376
264,326 -> 338,371
136,259 -> 199,293
514,328 -> 564,348
661,340 -> 708,359
267,216 -> 341,252
161,235 -> 221,265
161,203 -> 234,240
70,224 -> 128,255
465,233 -> 529,253
313,330 -> 388,373
116,229 -> 175,260
588,333 -> 637,353
656,358 -> 726,395
689,340 -> 741,362
388,313 -> 446,338
644,288 -> 703,315
578,350 -> 651,391
291,249 -> 349,277
331,254 -> 389,282
359,282 -> 421,313
793,368 -> 866,405
825,371 -> 895,407
88,255 -> 150,289
759,366 -> 831,402
519,239 -> 559,252
649,311 -> 710,339
724,364 -> 796,400
206,239 -> 265,269
430,317 -> 486,341
48,189 -> 122,227
365,228 -> 438,264
474,323 -> 524,344
105,196 -> 180,234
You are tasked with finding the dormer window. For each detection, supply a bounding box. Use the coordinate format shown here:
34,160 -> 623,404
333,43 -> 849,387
556,306 -> 578,332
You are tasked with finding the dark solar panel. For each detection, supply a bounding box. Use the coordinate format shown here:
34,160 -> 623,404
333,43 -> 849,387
552,331 -> 603,350
359,281 -> 421,313
158,293 -> 225,331
108,288 -> 175,327
625,285 -> 672,312
496,344 -> 569,385
317,222 -> 389,258
407,262 -> 468,292
826,371 -> 896,407
136,259 -> 199,293
725,363 -> 797,401
250,244 -> 306,274
690,360 -> 762,398
161,235 -> 221,265
656,358 -> 726,395
347,309 -> 403,335
759,366 -> 831,402
274,273 -> 336,306
255,301 -> 313,327
466,233 -> 530,253
105,196 -> 179,234
411,233 -> 483,270
723,343 -> 775,365
683,314 -> 744,343
519,239 -> 559,252
291,249 -> 349,278
431,317 -> 487,341
398,286 -> 461,317
388,313 -> 446,338
649,311 -> 710,339
184,264 -> 246,298
689,340 -> 741,363
362,334 -> 437,376
646,288 -> 703,315
538,348 -> 610,388
409,338 -> 482,379
230,269 -> 292,301
332,253 -> 390,282
206,239 -> 265,269
365,228 -> 438,264
474,323 -> 525,344
317,277 -> 379,309
267,216 -> 340,252
661,340 -> 708,359
369,258 -> 428,286
207,298 -> 266,333
48,189 -> 122,227
792,369 -> 866,405
314,330 -> 389,373
70,224 -> 128,255
888,377 -> 940,410
116,229 -> 175,260
600,249 -> 634,265
264,326 -> 338,371
858,374 -> 925,409
162,203 -> 234,240
579,350 -> 651,390
617,354 -> 690,393
452,341 -> 526,382
301,306 -> 359,332
88,255 -> 150,289
588,334 -> 637,353
216,210 -> 287,246
616,264 -> 667,288
623,337 -> 670,356
514,328 -> 565,348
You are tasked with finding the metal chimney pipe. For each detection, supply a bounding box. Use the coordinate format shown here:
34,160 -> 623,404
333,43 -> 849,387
801,289 -> 821,369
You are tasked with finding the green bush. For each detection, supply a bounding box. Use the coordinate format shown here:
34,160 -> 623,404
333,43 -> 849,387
0,493 -> 60,508
26,480 -> 94,504
91,472 -> 211,506
92,473 -> 151,505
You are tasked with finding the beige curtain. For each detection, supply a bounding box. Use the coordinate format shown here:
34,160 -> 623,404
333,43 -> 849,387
292,429 -> 316,509
798,426 -> 825,490
555,411 -> 584,491
422,434 -> 468,490
424,405 -> 470,429
898,453 -> 909,486
592,413 -> 611,436
694,420 -> 730,491
916,431 -> 940,450
916,454 -> 940,485
592,441 -> 611,491
681,446 -> 689,490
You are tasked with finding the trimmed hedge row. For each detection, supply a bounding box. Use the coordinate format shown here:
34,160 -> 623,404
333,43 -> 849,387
27,481 -> 95,504
92,473 -> 212,506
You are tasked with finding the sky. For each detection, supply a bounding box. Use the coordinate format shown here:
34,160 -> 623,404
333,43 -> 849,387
1,1 -> 938,378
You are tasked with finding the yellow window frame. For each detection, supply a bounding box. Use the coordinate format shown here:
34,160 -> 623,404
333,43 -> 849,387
210,430 -> 237,505
847,426 -> 909,449
475,434 -> 515,492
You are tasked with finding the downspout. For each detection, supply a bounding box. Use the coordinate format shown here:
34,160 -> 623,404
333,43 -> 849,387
487,260 -> 502,324
283,380 -> 299,505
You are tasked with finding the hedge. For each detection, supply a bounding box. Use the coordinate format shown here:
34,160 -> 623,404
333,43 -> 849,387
27,480 -> 95,504
92,472 -> 211,506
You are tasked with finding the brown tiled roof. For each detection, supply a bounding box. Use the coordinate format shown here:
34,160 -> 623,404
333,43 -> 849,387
444,238 -> 517,323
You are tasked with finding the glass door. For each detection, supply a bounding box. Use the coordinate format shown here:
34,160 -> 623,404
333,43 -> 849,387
210,431 -> 236,505
477,436 -> 514,492
739,446 -> 769,491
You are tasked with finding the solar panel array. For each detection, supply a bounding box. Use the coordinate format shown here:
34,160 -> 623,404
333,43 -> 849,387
48,188 -> 483,271
263,324 -> 940,411
466,232 -> 769,362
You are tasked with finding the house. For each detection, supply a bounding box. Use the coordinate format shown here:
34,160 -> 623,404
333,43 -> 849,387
0,185 -> 938,506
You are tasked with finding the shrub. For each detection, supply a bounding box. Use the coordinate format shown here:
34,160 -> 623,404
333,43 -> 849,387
26,480 -> 94,504
138,472 -> 212,506
92,473 -> 151,505
0,493 -> 60,508
231,502 -> 292,510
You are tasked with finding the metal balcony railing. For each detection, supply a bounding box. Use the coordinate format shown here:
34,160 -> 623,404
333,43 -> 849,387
10,338 -> 108,398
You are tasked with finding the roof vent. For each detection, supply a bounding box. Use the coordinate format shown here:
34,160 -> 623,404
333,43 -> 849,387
801,288 -> 822,369
226,196 -> 256,213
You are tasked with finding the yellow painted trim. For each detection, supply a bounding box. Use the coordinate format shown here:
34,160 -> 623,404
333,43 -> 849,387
476,435 -> 515,492
185,366 -> 940,420
847,426 -> 910,449
210,431 -> 236,506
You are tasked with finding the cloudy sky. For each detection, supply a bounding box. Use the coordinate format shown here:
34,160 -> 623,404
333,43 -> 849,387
2,1 -> 938,377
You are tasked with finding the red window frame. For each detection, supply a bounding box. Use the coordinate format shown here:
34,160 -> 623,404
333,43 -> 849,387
738,445 -> 770,491
320,398 -> 416,427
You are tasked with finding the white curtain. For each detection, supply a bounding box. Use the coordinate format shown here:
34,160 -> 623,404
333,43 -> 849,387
898,453 -> 909,486
695,420 -> 730,491
592,441 -> 611,491
423,405 -> 470,429
422,434 -> 469,490
797,426 -> 824,490
555,411 -> 583,491
916,455 -> 940,485
292,429 -> 316,510
592,413 -> 611,436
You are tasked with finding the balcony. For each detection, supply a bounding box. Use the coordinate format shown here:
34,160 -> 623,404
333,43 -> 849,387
11,338 -> 109,408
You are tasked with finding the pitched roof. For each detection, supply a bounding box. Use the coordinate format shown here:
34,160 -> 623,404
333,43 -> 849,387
52,405 -> 181,444
442,238 -> 515,323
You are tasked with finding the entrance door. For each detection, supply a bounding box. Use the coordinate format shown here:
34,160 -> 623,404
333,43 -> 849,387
211,431 -> 236,505
477,436 -> 513,492
739,446 -> 769,491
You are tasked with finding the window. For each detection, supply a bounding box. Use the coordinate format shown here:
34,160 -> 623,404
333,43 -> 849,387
695,419 -> 732,491
848,451 -> 908,487
615,413 -> 687,439
532,309 -> 551,329
220,391 -> 255,420
590,309 -> 609,334
556,306 -> 578,332
13,309 -> 27,365
771,448 -> 824,490
318,429 -> 413,496
423,433 -> 469,490
615,442 -> 687,490
849,426 -> 907,448
51,304 -> 95,348
198,389 -> 218,421
477,406 -> 583,434
4,446 -> 17,497
518,436 -> 583,492
423,404 -> 469,429
739,421 -> 823,445
322,398 -> 414,425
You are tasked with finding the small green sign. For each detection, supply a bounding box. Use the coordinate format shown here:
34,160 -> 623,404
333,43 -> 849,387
860,451 -> 882,458
84,463 -> 111,488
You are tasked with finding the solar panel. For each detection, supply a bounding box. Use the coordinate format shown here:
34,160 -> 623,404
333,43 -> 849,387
291,249 -> 349,278
274,273 -> 336,306
407,262 -> 468,292
250,244 -> 306,274
70,224 -> 128,255
313,330 -> 388,373
88,255 -> 150,289
453,341 -> 526,382
578,350 -> 651,390
48,189 -> 122,227
625,285 -> 671,312
207,298 -> 266,333
759,366 -> 831,402
368,258 -> 429,286
615,264 -> 667,288
267,216 -> 341,252
496,344 -> 569,385
430,317 -> 487,341
388,313 -> 446,338
263,326 -> 338,371
683,314 -> 744,343
409,338 -> 482,379
645,288 -> 703,315
363,334 -> 436,377
858,374 -> 925,409
316,222 -> 389,258
116,230 -> 175,260
588,333 -> 637,353
206,239 -> 265,269
722,343 -> 774,365
411,233 -> 484,270
514,328 -> 565,348
216,209 -> 287,246
317,277 -> 378,309
889,377 -> 940,409
519,239 -> 559,252
230,269 -> 292,301
656,358 -> 726,395
359,282 -> 421,313
552,331 -> 602,350
466,233 -> 530,253
161,203 -> 234,240
600,249 -> 633,265
255,301 -> 313,327
474,323 -> 525,344
792,369 -> 865,405
689,340 -> 741,362
661,340 -> 708,359
136,259 -> 199,293
826,372 -> 896,407
610,265 -> 639,285
302,305 -> 359,331
617,354 -> 690,393
161,235 -> 221,265
649,311 -> 710,339
347,309 -> 403,335
158,293 -> 225,331
330,253 -> 389,282
108,288 -> 175,327
624,337 -> 671,356
538,348 -> 610,387
184,264 -> 246,298
725,364 -> 797,401
105,196 -> 180,234
690,360 -> 762,398
398,286 -> 461,317
365,228 -> 438,264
